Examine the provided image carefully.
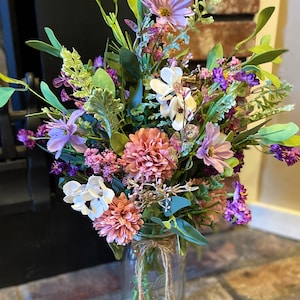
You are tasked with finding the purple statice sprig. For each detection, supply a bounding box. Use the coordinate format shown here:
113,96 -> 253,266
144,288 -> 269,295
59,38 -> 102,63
270,144 -> 300,166
224,181 -> 252,225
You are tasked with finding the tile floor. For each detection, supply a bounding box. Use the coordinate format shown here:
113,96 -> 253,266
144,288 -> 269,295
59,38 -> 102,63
1,226 -> 300,300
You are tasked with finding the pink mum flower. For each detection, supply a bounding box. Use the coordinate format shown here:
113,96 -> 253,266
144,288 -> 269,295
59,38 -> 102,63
143,0 -> 194,30
196,122 -> 233,173
93,193 -> 143,245
122,128 -> 177,183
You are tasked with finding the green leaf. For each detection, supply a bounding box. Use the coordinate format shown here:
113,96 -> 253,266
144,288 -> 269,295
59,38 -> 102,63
206,43 -> 223,70
92,68 -> 116,97
235,7 -> 275,51
151,217 -> 207,245
0,73 -> 27,85
40,81 -> 68,112
120,47 -> 140,80
257,122 -> 299,143
111,176 -> 125,194
0,87 -> 15,107
26,40 -> 61,57
108,242 -> 124,260
243,49 -> 288,66
164,196 -> 191,217
232,119 -> 270,145
280,135 -> 300,147
170,218 -> 208,245
128,79 -> 143,109
110,132 -> 129,155
127,0 -> 142,23
260,69 -> 281,88
44,27 -> 62,50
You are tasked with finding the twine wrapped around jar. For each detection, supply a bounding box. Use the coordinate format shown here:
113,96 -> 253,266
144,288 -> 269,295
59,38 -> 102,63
131,237 -> 175,300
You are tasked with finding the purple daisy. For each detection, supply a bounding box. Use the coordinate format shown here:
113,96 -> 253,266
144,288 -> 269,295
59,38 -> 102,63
196,122 -> 233,173
142,0 -> 194,29
46,109 -> 87,159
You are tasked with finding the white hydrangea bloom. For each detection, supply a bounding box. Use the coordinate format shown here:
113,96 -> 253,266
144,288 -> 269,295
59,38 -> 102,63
62,175 -> 115,220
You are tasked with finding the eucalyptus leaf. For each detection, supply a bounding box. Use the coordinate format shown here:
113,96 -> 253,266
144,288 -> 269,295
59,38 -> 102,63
0,87 -> 15,107
169,218 -> 208,245
25,40 -> 61,58
44,27 -> 62,50
164,196 -> 191,217
257,122 -> 299,143
40,81 -> 68,112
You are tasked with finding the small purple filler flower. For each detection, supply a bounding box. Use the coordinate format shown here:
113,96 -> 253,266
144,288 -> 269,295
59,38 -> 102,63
212,67 -> 228,91
224,181 -> 252,225
17,129 -> 36,149
270,144 -> 300,166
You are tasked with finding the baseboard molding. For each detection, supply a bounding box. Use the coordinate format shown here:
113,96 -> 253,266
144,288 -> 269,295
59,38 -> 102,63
248,202 -> 300,241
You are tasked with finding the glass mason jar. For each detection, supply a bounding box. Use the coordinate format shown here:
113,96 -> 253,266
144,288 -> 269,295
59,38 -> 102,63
121,224 -> 186,300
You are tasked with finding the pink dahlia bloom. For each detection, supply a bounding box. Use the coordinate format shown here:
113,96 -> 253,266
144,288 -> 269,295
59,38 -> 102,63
93,193 -> 143,245
122,128 -> 177,183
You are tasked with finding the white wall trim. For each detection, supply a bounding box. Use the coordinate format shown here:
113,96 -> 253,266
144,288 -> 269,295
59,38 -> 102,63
249,202 -> 300,241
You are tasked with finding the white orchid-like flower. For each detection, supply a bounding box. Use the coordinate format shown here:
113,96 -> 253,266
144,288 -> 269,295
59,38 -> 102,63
150,66 -> 196,131
62,175 -> 115,220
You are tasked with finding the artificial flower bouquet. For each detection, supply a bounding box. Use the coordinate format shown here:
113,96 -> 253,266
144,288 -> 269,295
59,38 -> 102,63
0,0 -> 299,261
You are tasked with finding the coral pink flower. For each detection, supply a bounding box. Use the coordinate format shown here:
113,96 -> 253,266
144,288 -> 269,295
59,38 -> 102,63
93,193 -> 143,245
121,128 -> 177,183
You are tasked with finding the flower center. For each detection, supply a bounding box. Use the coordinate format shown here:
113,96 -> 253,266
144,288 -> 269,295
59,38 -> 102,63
208,146 -> 214,157
159,7 -> 171,17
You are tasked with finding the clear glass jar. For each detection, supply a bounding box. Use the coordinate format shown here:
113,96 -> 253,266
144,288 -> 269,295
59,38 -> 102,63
121,224 -> 186,300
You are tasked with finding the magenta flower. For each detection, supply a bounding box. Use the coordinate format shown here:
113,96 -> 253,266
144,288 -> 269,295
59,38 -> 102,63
142,0 -> 194,29
46,109 -> 87,159
224,181 -> 252,225
196,122 -> 233,173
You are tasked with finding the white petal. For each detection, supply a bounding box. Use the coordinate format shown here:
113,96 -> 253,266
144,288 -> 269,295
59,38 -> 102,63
150,79 -> 172,96
172,113 -> 185,131
63,180 -> 81,196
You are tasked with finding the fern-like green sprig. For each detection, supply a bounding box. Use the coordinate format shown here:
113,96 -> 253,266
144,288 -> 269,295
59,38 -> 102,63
83,88 -> 124,138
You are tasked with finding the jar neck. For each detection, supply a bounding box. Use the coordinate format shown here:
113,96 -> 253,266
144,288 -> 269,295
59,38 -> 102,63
135,222 -> 174,240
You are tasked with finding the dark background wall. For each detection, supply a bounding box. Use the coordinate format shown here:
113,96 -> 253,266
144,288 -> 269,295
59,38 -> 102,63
0,0 -> 135,288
